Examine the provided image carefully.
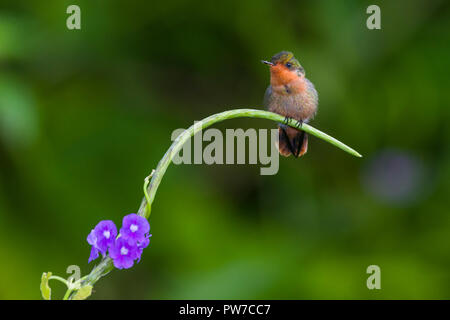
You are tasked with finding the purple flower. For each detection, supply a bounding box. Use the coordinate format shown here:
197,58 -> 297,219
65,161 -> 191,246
136,234 -> 152,262
87,229 -> 100,263
87,214 -> 151,267
94,220 -> 117,254
120,213 -> 150,243
87,220 -> 117,263
109,237 -> 139,269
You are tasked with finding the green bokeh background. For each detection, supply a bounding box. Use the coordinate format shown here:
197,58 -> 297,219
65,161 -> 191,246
0,0 -> 449,299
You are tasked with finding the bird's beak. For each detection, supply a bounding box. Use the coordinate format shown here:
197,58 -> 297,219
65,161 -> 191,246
261,60 -> 274,66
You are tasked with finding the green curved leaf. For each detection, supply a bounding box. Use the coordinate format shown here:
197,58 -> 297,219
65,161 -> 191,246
72,285 -> 93,300
40,272 -> 52,300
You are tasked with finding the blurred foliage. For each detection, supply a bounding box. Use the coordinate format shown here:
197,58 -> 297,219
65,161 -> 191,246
0,0 -> 449,299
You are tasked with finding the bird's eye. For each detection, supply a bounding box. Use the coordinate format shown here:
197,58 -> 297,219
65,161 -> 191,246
285,63 -> 292,68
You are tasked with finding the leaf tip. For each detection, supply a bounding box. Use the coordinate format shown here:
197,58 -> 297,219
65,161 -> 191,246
40,272 -> 52,300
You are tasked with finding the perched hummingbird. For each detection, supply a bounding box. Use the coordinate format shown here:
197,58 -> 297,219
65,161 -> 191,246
262,51 -> 318,157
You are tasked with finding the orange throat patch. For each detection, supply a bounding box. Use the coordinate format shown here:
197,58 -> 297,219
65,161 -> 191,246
270,65 -> 305,94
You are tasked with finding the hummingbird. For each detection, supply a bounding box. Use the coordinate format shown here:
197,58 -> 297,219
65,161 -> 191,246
262,51 -> 318,157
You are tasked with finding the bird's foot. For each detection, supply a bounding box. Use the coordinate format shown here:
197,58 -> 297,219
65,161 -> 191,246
283,116 -> 293,125
283,117 -> 303,129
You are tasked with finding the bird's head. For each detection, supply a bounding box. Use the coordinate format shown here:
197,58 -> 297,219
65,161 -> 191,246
262,51 -> 305,87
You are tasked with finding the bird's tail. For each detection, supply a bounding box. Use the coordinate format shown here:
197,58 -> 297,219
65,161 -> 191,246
277,125 -> 308,158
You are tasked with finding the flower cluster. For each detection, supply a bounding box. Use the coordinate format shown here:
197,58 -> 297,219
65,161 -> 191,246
87,214 -> 151,269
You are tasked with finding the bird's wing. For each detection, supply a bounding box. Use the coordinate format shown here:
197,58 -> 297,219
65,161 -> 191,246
263,85 -> 273,109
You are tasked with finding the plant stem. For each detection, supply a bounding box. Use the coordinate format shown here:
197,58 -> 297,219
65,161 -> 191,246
75,108 -> 361,296
49,275 -> 69,286
63,288 -> 73,300
71,257 -> 114,299
136,108 -> 361,218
